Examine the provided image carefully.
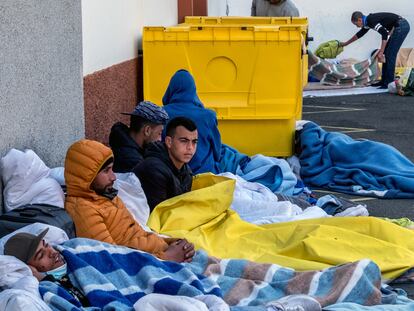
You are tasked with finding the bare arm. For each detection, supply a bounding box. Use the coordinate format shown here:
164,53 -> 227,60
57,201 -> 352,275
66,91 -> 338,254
377,39 -> 387,62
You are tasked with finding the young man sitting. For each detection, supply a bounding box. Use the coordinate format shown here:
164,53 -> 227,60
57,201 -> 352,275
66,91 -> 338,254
134,117 -> 198,211
64,139 -> 194,262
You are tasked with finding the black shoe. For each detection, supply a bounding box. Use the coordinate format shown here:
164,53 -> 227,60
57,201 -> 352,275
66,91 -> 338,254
377,85 -> 387,89
371,81 -> 383,87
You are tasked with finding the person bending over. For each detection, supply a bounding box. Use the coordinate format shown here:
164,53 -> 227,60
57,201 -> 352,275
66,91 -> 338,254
340,11 -> 410,88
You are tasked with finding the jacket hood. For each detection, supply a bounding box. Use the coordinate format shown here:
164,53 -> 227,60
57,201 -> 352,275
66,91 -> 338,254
64,139 -> 113,198
109,122 -> 140,150
162,69 -> 204,108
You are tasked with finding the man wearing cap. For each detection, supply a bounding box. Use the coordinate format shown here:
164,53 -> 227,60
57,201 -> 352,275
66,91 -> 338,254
64,139 -> 195,263
4,228 -> 90,307
4,229 -> 325,311
109,100 -> 169,173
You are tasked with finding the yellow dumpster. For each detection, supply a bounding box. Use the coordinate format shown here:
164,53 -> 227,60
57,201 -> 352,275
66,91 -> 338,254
182,16 -> 308,26
182,16 -> 309,93
143,24 -> 305,157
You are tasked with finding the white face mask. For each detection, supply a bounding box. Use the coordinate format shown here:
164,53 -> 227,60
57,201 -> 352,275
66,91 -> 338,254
46,262 -> 67,280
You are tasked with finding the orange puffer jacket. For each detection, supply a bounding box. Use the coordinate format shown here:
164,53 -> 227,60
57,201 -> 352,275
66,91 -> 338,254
64,139 -> 169,258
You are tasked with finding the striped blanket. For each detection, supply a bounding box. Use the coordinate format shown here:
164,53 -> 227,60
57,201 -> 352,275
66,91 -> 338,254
38,238 -> 384,310
308,51 -> 380,87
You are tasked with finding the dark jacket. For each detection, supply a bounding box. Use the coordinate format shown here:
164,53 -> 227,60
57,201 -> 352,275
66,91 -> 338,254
133,142 -> 192,211
109,122 -> 144,173
356,13 -> 402,40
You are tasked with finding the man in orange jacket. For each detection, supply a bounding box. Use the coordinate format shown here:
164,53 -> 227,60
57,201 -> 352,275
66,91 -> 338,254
64,139 -> 194,263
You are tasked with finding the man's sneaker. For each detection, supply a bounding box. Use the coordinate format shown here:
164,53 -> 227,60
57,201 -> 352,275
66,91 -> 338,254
266,294 -> 322,311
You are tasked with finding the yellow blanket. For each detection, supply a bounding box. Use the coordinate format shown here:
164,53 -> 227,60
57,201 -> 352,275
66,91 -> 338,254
148,174 -> 414,281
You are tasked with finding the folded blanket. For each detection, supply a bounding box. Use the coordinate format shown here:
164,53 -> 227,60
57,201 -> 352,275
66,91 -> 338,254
298,122 -> 414,198
149,174 -> 414,281
39,238 -> 385,310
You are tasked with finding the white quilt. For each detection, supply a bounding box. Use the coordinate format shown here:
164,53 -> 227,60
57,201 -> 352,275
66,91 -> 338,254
0,149 -> 64,211
219,173 -> 328,224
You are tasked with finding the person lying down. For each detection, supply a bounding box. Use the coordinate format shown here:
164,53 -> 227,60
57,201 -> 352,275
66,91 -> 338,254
4,229 -> 389,311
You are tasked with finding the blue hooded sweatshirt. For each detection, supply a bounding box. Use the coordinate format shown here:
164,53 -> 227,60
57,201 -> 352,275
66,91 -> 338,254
162,70 -> 222,174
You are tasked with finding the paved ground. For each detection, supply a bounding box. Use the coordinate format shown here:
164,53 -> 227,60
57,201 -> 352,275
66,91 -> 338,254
303,92 -> 414,295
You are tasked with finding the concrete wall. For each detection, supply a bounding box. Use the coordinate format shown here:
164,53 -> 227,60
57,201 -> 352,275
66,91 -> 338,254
82,0 -> 178,76
0,0 -> 84,167
82,0 -> 178,144
208,0 -> 414,60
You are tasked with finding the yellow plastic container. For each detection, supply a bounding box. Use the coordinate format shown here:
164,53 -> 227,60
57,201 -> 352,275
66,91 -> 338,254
182,16 -> 309,93
143,24 -> 305,156
183,16 -> 308,26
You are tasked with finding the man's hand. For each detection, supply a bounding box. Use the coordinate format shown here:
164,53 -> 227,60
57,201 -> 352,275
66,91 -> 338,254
163,239 -> 195,263
338,41 -> 346,47
377,51 -> 386,63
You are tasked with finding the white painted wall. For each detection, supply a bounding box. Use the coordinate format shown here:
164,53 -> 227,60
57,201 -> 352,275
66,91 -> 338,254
208,0 -> 414,60
82,0 -> 177,75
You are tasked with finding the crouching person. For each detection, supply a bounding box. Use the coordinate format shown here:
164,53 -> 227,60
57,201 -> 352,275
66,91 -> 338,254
64,139 -> 194,262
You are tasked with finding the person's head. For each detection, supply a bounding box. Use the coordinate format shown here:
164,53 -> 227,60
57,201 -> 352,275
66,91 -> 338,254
165,117 -> 198,169
90,157 -> 117,196
4,229 -> 65,272
65,139 -> 116,198
351,11 -> 364,28
162,69 -> 204,108
122,101 -> 169,147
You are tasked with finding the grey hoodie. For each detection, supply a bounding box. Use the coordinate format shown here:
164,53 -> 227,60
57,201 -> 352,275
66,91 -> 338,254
251,0 -> 299,17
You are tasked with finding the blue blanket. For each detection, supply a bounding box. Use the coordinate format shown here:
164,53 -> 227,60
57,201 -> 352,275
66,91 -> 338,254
299,122 -> 414,198
39,238 -> 391,311
220,145 -> 299,195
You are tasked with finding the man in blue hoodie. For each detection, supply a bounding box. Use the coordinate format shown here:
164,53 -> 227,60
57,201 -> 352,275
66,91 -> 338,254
162,70 -> 222,174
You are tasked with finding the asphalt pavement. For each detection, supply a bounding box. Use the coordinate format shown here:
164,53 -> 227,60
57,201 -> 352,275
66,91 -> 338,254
303,92 -> 414,296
